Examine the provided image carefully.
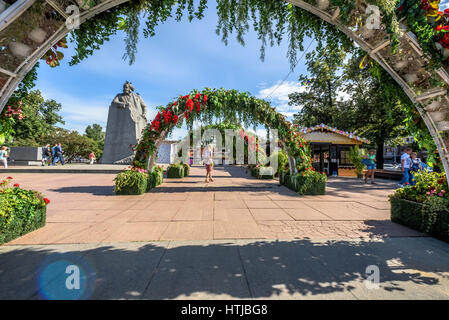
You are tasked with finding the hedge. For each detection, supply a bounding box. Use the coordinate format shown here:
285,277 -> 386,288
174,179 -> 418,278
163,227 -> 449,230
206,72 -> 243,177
0,182 -> 48,244
167,165 -> 185,178
115,170 -> 147,195
280,172 -> 326,195
0,206 -> 46,244
182,163 -> 190,176
390,196 -> 449,242
147,170 -> 164,191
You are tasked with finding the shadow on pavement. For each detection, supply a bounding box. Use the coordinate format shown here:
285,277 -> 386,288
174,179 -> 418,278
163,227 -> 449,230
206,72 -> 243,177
1,238 -> 449,299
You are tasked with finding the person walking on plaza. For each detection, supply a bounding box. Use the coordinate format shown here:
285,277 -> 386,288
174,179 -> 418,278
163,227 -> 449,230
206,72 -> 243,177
203,144 -> 214,183
398,148 -> 412,187
41,144 -> 51,166
57,143 -> 65,165
89,151 -> 96,165
364,149 -> 377,184
51,143 -> 59,165
0,146 -> 8,168
409,152 -> 423,186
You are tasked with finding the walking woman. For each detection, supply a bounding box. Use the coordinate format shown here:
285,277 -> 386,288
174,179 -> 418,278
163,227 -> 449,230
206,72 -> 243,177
0,146 -> 8,168
203,144 -> 214,183
364,149 -> 377,184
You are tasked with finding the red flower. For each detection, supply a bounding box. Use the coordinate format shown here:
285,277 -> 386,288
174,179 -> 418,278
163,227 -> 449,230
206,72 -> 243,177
203,95 -> 208,103
43,198 -> 50,205
6,177 -> 12,180
195,102 -> 201,113
184,112 -> 189,121
173,114 -> 179,124
173,101 -> 177,106
13,183 -> 19,187
186,99 -> 194,112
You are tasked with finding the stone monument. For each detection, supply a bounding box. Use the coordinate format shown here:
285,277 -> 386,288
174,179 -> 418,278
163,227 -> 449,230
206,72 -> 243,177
102,81 -> 148,164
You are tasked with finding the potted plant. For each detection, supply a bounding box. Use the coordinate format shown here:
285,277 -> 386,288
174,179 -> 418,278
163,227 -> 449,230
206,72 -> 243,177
350,146 -> 365,179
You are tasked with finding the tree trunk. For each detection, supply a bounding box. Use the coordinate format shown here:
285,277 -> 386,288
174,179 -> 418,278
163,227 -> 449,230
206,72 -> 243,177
376,141 -> 384,170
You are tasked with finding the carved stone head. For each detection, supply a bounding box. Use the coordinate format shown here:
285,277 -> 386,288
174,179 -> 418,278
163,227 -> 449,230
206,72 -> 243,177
123,81 -> 134,95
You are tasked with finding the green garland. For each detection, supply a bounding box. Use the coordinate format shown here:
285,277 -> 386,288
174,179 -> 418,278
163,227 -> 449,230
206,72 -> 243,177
131,88 -> 312,173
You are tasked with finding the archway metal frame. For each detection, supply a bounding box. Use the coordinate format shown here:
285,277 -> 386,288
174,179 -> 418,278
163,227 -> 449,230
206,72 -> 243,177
0,0 -> 448,180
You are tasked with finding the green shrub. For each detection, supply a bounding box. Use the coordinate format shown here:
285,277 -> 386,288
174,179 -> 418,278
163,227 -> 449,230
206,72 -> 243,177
280,170 -> 326,195
167,164 -> 184,178
393,171 -> 448,203
350,146 -> 365,176
147,169 -> 164,191
0,178 -> 48,244
390,196 -> 449,243
114,169 -> 148,195
182,163 -> 190,176
270,150 -> 289,177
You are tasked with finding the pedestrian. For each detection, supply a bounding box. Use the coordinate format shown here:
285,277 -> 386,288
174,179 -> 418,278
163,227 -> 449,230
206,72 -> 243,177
363,149 -> 376,184
41,144 -> 51,166
51,143 -> 59,165
57,143 -> 64,165
202,144 -> 214,183
409,152 -> 423,186
89,151 -> 96,165
0,146 -> 8,168
398,148 -> 412,187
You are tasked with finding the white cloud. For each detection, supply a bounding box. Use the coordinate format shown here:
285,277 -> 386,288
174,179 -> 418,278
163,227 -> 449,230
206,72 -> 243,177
256,81 -> 305,118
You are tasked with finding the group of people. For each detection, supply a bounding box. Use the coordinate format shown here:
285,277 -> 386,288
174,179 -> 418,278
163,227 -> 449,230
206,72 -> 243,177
398,148 -> 424,187
41,144 -> 65,166
362,147 -> 426,187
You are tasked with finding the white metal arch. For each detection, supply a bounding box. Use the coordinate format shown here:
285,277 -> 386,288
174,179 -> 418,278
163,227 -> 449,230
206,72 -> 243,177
0,0 -> 448,180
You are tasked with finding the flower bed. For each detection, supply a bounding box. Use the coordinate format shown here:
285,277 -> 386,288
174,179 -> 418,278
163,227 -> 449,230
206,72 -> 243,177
390,171 -> 449,242
0,177 -> 49,244
280,170 -> 327,195
167,164 -> 185,179
114,168 -> 148,195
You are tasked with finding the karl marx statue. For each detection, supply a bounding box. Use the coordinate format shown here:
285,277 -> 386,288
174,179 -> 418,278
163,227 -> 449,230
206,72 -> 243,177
102,81 -> 148,163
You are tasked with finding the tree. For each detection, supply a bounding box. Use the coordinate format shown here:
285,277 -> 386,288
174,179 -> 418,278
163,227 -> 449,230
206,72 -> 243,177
289,45 -> 351,128
10,90 -> 64,146
290,46 -> 413,169
342,51 -> 412,169
85,124 -> 105,159
43,128 -> 101,163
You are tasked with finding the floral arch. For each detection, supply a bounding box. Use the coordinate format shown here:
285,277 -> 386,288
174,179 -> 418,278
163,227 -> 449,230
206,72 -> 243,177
0,0 -> 448,183
132,88 -> 311,175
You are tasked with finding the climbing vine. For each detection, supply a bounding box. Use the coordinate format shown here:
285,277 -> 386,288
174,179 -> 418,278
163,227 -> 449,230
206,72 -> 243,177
131,88 -> 312,173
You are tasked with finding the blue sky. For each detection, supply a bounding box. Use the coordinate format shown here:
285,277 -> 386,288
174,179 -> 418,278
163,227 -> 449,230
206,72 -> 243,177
35,2 -> 312,139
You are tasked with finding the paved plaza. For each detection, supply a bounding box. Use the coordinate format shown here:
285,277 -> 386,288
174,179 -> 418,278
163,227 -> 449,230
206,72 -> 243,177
4,166 -> 421,244
1,166 -> 449,299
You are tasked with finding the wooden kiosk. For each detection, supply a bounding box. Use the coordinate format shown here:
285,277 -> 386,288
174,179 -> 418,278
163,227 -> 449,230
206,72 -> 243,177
300,124 -> 370,176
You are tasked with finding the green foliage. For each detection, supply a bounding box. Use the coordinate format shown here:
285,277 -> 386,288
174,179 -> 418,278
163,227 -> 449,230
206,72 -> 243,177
147,170 -> 164,191
390,196 -> 449,242
270,149 -> 289,176
7,90 -> 65,145
167,164 -> 185,178
349,146 -> 365,175
42,128 -> 101,163
114,169 -> 148,195
182,163 -> 190,176
0,178 -> 47,244
393,171 -> 448,203
133,88 -> 312,175
85,124 -> 105,159
280,170 -> 327,195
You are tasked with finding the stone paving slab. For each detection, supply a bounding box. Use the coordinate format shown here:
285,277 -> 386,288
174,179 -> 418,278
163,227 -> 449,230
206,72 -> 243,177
1,238 -> 449,300
0,166 -> 425,245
